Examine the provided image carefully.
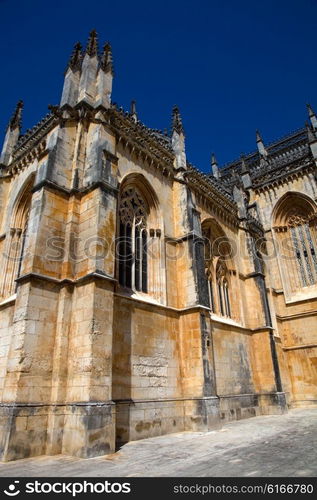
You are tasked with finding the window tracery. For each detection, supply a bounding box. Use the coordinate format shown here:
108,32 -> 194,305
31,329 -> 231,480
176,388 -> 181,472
1,180 -> 33,298
216,259 -> 231,317
118,186 -> 148,293
203,221 -> 234,319
273,194 -> 317,293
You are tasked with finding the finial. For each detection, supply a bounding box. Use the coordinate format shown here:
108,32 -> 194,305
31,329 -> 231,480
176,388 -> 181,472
307,103 -> 315,118
86,29 -> 98,57
100,42 -> 114,74
211,153 -> 217,166
240,153 -> 249,174
256,130 -> 262,143
68,42 -> 82,71
172,106 -> 184,135
256,129 -> 267,157
307,103 -> 317,130
211,152 -> 220,179
240,153 -> 252,188
306,121 -> 316,143
130,100 -> 136,115
9,100 -> 23,130
130,100 -> 137,122
1,100 -> 23,165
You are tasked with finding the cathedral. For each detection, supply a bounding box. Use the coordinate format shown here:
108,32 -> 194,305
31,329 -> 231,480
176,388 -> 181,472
0,30 -> 316,461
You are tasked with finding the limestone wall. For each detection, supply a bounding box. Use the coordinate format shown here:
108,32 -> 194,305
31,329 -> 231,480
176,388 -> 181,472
250,174 -> 317,405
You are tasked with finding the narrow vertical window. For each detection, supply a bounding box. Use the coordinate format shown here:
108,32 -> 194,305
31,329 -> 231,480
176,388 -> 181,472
218,281 -> 224,316
15,208 -> 30,291
305,223 -> 317,275
223,280 -> 231,317
216,260 -> 231,318
134,224 -> 141,291
141,229 -> 148,293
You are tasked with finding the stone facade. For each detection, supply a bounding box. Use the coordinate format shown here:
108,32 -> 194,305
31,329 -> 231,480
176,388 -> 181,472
0,30 -> 316,461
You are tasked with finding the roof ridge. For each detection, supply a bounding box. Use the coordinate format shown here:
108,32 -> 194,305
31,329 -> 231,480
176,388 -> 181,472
221,126 -> 307,171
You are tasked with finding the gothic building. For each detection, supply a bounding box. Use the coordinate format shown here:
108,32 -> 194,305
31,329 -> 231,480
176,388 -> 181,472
0,31 -> 316,461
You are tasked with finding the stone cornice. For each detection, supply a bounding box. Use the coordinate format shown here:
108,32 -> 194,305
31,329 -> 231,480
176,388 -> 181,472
221,127 -> 308,173
165,231 -> 205,244
220,127 -> 311,192
283,343 -> 317,351
12,113 -> 58,163
32,178 -> 118,198
15,270 -> 117,287
185,165 -> 239,226
6,103 -> 174,180
252,155 -> 314,191
110,105 -> 173,151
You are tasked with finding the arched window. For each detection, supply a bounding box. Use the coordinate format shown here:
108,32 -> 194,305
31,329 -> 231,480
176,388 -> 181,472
273,193 -> 317,294
1,178 -> 33,298
216,259 -> 231,318
202,219 -> 236,319
118,186 -> 148,293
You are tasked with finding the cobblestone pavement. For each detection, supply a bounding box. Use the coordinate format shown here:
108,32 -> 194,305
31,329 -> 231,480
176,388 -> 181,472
0,408 -> 316,477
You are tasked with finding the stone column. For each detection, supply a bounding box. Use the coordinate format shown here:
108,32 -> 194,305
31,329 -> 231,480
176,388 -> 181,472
173,178 -> 219,430
61,182 -> 117,458
62,278 -> 115,458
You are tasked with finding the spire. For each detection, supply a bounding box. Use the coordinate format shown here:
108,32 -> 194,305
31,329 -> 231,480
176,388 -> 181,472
67,42 -> 82,71
307,103 -> 315,118
8,100 -> 23,130
256,129 -> 267,157
130,100 -> 136,115
86,29 -> 98,57
306,121 -> 317,159
211,153 -> 219,179
96,42 -> 113,108
172,106 -> 184,135
130,100 -> 137,122
307,103 -> 317,130
240,153 -> 252,188
100,42 -> 114,74
256,129 -> 262,143
78,30 -> 99,105
171,106 -> 186,172
240,154 -> 249,174
61,42 -> 82,106
1,101 -> 23,165
306,121 -> 316,143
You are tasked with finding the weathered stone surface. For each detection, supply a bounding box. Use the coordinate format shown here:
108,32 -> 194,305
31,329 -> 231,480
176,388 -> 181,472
0,408 -> 316,477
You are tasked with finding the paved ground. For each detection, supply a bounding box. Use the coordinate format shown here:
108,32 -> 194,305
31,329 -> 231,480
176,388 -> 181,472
0,408 -> 316,477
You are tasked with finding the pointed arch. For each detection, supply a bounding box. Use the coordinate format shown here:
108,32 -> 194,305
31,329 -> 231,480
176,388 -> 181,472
119,173 -> 160,223
1,174 -> 35,298
272,191 -> 317,228
272,191 -> 317,294
201,217 -> 236,318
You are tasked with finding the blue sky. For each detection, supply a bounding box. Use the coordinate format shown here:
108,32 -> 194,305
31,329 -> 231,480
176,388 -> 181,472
0,0 -> 316,172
